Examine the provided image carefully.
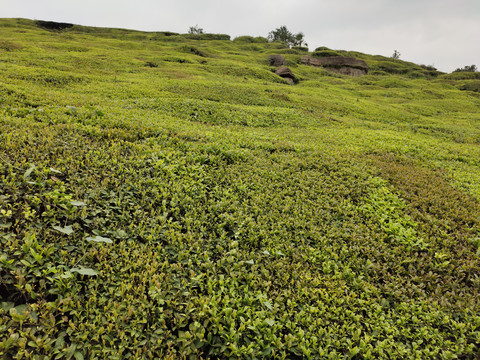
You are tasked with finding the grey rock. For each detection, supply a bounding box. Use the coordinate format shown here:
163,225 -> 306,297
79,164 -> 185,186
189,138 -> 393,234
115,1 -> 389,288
275,66 -> 296,84
268,55 -> 287,67
301,55 -> 368,76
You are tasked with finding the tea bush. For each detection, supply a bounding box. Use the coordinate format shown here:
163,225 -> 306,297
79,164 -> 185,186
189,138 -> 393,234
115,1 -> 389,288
1,17 -> 480,359
312,50 -> 341,57
233,36 -> 268,44
182,33 -> 231,41
458,81 -> 480,93
0,40 -> 23,51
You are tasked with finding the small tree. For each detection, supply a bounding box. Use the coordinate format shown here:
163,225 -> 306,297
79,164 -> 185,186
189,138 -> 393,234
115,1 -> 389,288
188,25 -> 204,34
268,26 -> 306,48
453,64 -> 477,72
391,50 -> 401,60
292,32 -> 308,48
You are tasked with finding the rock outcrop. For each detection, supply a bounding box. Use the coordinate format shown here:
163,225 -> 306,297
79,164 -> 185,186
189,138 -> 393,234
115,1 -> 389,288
301,56 -> 368,76
275,66 -> 296,84
268,55 -> 287,67
36,20 -> 74,31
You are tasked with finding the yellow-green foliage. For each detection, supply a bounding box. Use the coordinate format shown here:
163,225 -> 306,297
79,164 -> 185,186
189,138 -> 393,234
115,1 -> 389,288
1,18 -> 480,359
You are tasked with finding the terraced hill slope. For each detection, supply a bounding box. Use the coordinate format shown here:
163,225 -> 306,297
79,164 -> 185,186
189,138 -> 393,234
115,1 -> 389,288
1,18 -> 480,359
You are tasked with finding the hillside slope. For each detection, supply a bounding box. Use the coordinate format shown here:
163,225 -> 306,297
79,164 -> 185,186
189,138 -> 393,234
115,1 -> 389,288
1,18 -> 480,359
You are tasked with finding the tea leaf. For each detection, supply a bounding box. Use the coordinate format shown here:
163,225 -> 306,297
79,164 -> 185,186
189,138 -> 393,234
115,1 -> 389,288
86,236 -> 113,244
263,301 -> 273,310
53,225 -> 74,235
49,167 -> 63,174
23,164 -> 36,179
70,201 -> 87,207
71,267 -> 98,276
265,318 -> 275,326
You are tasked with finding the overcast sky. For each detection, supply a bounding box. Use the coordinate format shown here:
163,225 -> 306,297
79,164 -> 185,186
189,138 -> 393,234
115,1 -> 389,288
1,0 -> 479,72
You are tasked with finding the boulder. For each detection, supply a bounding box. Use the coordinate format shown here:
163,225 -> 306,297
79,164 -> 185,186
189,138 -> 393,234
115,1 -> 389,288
301,55 -> 368,76
275,66 -> 296,84
268,55 -> 287,67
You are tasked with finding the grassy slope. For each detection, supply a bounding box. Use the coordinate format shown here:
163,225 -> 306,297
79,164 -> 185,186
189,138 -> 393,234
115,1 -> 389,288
1,18 -> 480,359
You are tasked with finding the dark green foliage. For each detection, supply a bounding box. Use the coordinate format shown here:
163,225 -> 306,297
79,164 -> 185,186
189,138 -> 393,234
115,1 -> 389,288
182,33 -> 231,41
418,65 -> 439,78
188,24 -> 204,34
0,40 -> 22,51
156,31 -> 179,37
368,58 -> 441,78
35,20 -> 74,31
255,36 -> 269,43
420,64 -> 437,71
263,42 -> 290,50
312,50 -> 341,57
454,64 -> 477,73
267,26 -> 307,48
442,71 -> 480,80
233,36 -> 269,44
145,61 -> 158,68
377,60 -> 409,74
458,81 -> 480,92
291,46 -> 308,52
180,45 -> 209,57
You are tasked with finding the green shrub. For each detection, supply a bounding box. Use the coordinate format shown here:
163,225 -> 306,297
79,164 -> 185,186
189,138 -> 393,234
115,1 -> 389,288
443,71 -> 480,80
188,25 -> 204,34
292,46 -> 308,52
181,33 -> 231,41
180,45 -> 208,57
458,80 -> 480,92
312,50 -> 341,57
0,40 -> 23,51
233,36 -> 268,43
264,42 -> 289,50
369,70 -> 389,76
420,64 -> 437,71
267,26 -> 307,48
380,62 -> 408,74
454,64 -> 477,73
158,56 -> 195,64
144,61 -> 158,68
156,31 -> 179,37
278,48 -> 303,54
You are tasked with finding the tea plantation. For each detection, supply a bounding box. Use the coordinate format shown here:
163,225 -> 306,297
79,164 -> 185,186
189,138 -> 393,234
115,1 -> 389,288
1,18 -> 480,359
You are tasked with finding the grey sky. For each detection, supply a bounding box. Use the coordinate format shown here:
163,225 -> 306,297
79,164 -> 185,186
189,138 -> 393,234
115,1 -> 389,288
1,0 -> 479,72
